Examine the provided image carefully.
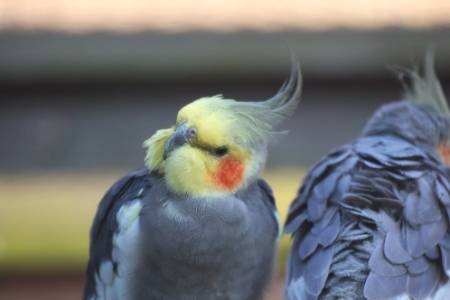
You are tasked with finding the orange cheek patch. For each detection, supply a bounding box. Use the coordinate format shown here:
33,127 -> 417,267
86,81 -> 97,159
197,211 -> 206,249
439,145 -> 450,165
211,158 -> 244,190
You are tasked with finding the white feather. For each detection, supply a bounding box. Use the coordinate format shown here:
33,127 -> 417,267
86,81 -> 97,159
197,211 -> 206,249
92,199 -> 143,300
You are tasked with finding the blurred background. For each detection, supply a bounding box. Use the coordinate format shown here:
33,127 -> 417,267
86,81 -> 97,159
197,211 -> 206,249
1,1 -> 450,299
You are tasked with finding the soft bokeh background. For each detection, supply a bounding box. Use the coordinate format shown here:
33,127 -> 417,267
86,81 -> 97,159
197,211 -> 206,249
1,1 -> 450,299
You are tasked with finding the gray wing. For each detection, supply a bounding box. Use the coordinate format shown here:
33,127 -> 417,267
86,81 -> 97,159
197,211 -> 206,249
257,178 -> 279,234
285,145 -> 358,300
345,161 -> 450,298
83,168 -> 151,300
285,136 -> 450,300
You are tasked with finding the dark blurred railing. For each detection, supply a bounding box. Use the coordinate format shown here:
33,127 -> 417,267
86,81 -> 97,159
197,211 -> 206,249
1,28 -> 450,173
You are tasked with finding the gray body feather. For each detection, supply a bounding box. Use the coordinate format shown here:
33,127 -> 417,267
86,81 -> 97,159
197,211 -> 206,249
84,168 -> 278,300
286,132 -> 450,300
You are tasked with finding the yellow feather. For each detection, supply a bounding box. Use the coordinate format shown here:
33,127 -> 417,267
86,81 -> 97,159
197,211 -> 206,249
142,61 -> 301,196
143,127 -> 174,171
177,96 -> 232,147
164,146 -> 222,196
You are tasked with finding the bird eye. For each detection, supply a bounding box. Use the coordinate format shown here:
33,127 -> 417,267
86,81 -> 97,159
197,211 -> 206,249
186,127 -> 197,140
211,146 -> 228,157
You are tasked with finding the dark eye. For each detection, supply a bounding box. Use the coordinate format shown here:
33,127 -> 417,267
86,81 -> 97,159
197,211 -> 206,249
211,146 -> 228,157
186,127 -> 197,140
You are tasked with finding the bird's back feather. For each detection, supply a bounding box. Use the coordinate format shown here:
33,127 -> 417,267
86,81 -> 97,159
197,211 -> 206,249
286,136 -> 450,300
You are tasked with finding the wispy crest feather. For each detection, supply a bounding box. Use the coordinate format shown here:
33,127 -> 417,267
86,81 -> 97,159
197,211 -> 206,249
399,51 -> 449,113
226,59 -> 302,148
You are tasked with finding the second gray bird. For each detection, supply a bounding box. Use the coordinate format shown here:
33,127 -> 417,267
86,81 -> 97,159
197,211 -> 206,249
285,54 -> 450,300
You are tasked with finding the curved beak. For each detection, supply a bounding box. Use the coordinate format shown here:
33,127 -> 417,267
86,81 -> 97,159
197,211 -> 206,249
163,123 -> 196,159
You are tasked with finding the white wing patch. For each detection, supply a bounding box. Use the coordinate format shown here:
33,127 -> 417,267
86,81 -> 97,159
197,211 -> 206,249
99,261 -> 114,285
93,261 -> 116,300
92,199 -> 143,300
117,200 -> 143,231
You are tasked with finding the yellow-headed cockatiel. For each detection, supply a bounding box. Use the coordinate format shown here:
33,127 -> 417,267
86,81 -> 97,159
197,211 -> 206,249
84,61 -> 302,300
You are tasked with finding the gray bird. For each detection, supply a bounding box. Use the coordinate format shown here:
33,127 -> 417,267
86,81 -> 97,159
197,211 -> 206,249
285,54 -> 450,300
84,62 -> 302,300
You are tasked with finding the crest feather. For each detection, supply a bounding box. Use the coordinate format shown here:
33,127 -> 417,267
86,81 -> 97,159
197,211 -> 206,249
399,51 -> 449,113
226,59 -> 302,147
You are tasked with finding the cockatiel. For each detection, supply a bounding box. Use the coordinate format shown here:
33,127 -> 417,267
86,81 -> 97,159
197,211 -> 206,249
285,54 -> 450,300
83,62 -> 302,300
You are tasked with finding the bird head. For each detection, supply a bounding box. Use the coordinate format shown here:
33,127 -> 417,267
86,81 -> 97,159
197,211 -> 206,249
362,52 -> 450,163
143,62 -> 302,197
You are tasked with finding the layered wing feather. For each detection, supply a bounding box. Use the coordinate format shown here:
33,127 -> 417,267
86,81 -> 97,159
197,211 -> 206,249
285,145 -> 357,299
346,137 -> 449,299
286,136 -> 450,299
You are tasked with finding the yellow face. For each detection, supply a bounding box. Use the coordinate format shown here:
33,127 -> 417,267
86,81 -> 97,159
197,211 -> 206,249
144,62 -> 302,196
144,97 -> 261,197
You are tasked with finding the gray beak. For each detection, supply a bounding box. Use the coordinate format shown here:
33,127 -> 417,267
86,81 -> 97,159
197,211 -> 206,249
164,123 -> 197,159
